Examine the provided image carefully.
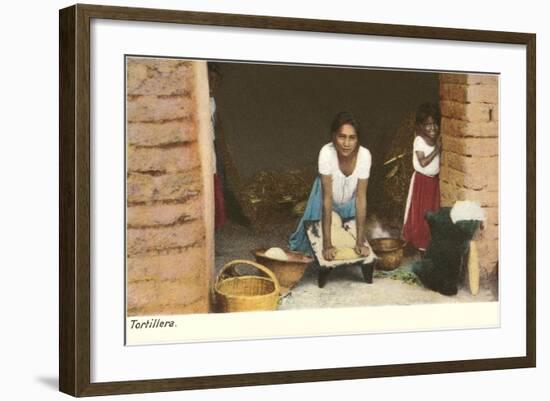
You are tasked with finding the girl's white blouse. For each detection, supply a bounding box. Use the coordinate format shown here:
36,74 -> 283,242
412,135 -> 440,176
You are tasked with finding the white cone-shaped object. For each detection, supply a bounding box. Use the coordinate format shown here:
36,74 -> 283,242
468,240 -> 480,296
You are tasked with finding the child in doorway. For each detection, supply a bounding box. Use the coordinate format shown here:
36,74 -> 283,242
402,102 -> 442,252
208,62 -> 226,229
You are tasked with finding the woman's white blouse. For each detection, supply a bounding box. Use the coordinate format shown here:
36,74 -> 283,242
412,135 -> 440,176
318,143 -> 371,205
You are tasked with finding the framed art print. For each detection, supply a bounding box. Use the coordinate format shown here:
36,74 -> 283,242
59,4 -> 536,396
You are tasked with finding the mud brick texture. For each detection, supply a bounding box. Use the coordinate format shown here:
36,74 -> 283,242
126,58 -> 209,316
439,73 -> 499,286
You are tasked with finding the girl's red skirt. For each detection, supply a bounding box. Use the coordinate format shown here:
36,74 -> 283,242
402,172 -> 440,250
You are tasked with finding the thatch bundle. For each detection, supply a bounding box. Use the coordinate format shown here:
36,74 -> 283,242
237,167 -> 316,228
380,112 -> 416,224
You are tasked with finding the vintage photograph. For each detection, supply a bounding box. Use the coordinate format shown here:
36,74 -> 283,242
125,57 -> 499,325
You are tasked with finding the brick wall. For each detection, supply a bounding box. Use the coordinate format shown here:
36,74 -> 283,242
126,58 -> 213,316
439,73 -> 499,285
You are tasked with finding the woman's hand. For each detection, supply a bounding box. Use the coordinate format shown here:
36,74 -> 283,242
355,244 -> 371,257
323,246 -> 337,261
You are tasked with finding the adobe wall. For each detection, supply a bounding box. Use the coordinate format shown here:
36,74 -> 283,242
439,73 -> 499,285
126,58 -> 213,315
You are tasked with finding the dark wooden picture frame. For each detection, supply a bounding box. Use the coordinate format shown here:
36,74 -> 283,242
59,3 -> 536,397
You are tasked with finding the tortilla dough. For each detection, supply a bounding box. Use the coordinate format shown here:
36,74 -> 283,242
265,247 -> 289,261
333,247 -> 360,260
330,211 -> 356,248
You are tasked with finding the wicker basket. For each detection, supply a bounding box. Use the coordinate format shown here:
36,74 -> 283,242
370,238 -> 407,271
214,259 -> 280,313
253,249 -> 313,294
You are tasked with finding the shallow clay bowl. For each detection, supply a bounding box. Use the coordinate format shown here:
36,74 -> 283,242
253,249 -> 314,294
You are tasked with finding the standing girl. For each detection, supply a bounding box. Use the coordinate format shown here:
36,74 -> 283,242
402,103 -> 442,251
289,111 -> 371,260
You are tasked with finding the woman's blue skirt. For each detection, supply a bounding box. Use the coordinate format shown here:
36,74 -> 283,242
288,176 -> 356,254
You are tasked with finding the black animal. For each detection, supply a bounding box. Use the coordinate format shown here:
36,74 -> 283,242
412,207 -> 481,295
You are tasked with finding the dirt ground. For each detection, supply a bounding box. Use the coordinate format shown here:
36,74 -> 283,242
215,219 -> 498,311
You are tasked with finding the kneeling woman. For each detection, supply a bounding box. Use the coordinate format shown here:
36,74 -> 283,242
289,112 -> 371,261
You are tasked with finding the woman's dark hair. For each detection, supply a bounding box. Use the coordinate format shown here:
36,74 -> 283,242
415,102 -> 441,126
330,111 -> 361,139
